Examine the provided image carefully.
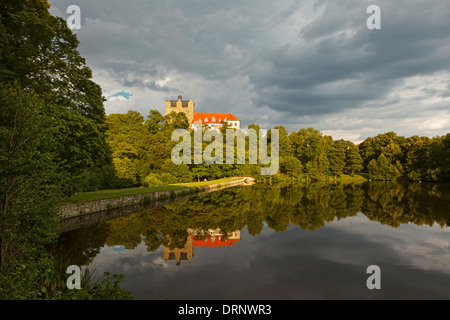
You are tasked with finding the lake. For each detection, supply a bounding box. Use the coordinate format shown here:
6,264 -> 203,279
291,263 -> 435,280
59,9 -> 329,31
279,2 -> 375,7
53,181 -> 450,299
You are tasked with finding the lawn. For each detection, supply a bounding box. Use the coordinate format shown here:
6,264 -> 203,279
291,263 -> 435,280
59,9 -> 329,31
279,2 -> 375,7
59,177 -> 244,205
338,173 -> 369,181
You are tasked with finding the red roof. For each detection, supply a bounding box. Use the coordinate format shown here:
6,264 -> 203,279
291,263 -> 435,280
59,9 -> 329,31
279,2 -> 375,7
191,236 -> 240,247
192,112 -> 240,123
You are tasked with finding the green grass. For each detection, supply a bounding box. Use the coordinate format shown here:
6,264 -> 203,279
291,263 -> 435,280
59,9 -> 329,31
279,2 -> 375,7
338,173 -> 368,181
59,177 -> 244,205
174,177 -> 242,187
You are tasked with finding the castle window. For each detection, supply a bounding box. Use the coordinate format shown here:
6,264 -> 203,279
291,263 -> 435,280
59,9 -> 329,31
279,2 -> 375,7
204,117 -> 208,122
212,117 -> 216,122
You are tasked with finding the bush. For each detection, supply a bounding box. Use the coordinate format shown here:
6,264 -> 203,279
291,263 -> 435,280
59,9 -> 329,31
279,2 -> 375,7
158,173 -> 178,185
143,172 -> 178,187
143,174 -> 163,187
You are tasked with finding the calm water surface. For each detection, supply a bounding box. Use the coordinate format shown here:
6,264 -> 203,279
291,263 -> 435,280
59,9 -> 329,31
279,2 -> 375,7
54,181 -> 450,299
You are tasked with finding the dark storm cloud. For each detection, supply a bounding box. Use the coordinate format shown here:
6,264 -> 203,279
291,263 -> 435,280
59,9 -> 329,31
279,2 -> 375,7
250,0 -> 450,117
48,0 -> 450,139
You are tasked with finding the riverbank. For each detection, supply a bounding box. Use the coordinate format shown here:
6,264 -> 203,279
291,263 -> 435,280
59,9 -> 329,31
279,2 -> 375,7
58,177 -> 254,219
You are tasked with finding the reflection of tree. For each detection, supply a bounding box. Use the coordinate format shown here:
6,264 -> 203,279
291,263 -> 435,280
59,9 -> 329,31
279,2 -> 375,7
164,230 -> 189,250
56,181 -> 450,262
361,182 -> 450,228
105,215 -> 145,250
50,223 -> 110,271
345,185 -> 364,217
246,213 -> 264,236
142,229 -> 165,252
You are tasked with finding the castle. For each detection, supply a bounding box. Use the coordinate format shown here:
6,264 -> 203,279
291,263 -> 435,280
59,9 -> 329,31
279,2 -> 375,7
165,95 -> 240,130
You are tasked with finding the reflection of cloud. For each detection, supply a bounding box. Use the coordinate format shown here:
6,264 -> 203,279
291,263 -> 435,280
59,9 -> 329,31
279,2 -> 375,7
327,213 -> 450,275
107,245 -> 126,253
84,217 -> 450,299
152,256 -> 171,269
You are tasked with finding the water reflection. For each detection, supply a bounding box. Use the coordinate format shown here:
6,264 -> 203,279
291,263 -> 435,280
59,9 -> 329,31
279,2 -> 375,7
52,181 -> 450,299
164,229 -> 240,265
53,181 -> 450,268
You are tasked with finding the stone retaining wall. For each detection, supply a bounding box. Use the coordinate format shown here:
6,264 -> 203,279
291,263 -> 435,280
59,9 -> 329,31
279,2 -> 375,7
59,178 -> 253,220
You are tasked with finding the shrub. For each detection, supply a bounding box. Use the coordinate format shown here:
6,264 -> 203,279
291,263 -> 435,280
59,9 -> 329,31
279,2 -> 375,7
143,174 -> 163,187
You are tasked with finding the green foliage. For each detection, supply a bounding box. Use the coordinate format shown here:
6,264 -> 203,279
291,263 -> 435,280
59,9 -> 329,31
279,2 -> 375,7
359,132 -> 448,182
69,272 -> 133,300
161,159 -> 193,183
105,105 -> 450,185
1,0 -> 113,195
345,143 -> 363,175
280,156 -> 303,178
0,83 -> 59,263
165,111 -> 190,130
0,2 -> 131,300
329,139 -> 346,178
143,173 -> 163,187
145,110 -> 165,134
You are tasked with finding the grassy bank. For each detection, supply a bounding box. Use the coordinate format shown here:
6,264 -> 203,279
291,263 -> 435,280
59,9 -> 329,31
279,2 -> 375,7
59,177 -> 244,205
338,173 -> 369,182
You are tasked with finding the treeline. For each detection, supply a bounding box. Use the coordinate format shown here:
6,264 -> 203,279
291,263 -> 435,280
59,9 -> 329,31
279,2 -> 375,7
360,132 -> 450,182
105,110 -> 450,187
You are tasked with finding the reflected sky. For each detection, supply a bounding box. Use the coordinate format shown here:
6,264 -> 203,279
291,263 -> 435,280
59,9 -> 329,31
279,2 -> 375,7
54,182 -> 450,299
87,213 -> 450,300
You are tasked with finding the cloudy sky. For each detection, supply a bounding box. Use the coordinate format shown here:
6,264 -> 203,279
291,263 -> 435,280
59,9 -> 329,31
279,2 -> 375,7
48,0 -> 450,143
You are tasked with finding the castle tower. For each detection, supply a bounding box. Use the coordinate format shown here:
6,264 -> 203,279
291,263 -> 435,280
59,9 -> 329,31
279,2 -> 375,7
165,95 -> 195,124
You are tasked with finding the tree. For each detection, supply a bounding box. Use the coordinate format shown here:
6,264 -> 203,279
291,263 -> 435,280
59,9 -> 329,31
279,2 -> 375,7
1,0 -> 113,194
359,132 -> 404,170
280,156 -> 303,178
291,128 -> 331,180
191,164 -> 212,182
0,83 -> 59,269
165,111 -> 190,130
0,0 -> 105,122
329,139 -> 347,181
106,111 -> 146,186
367,159 -> 379,180
274,125 -> 292,159
161,159 -> 193,183
145,110 -> 165,134
345,144 -> 363,175
377,153 -> 390,180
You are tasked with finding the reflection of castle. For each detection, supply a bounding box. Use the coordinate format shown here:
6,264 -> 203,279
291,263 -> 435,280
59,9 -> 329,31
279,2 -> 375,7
163,234 -> 193,265
163,228 -> 240,265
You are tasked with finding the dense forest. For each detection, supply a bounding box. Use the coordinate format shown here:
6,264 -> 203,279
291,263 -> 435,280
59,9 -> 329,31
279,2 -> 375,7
104,108 -> 450,188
